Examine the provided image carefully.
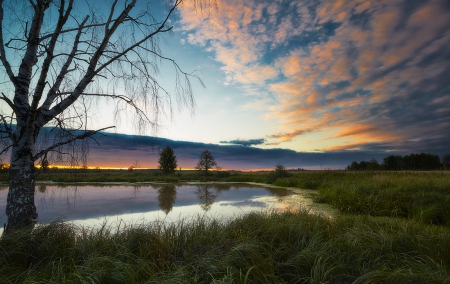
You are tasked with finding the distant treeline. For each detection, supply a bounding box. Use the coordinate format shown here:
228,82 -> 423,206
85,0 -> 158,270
347,153 -> 450,171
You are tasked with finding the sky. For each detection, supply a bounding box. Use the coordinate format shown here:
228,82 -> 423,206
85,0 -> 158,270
1,0 -> 450,170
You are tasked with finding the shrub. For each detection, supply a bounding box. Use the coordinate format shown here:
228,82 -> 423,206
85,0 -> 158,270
267,164 -> 291,184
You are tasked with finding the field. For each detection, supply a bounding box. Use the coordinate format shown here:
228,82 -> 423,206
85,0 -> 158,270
1,170 -> 450,283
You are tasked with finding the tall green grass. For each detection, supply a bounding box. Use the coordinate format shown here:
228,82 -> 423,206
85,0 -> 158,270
1,211 -> 450,283
315,172 -> 450,225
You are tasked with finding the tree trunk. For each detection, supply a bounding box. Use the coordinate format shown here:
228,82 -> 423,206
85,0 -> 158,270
4,145 -> 38,232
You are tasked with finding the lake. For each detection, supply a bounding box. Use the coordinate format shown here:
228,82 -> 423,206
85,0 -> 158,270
0,183 -> 297,234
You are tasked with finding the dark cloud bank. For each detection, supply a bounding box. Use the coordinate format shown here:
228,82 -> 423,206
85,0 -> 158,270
84,132 -> 450,170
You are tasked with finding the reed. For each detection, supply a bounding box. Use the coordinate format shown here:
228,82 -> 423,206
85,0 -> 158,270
1,210 -> 450,283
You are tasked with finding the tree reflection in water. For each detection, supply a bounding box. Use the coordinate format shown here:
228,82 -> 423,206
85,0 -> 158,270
195,185 -> 221,211
155,185 -> 177,215
38,184 -> 47,193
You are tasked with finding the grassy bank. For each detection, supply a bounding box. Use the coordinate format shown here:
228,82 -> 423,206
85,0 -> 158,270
1,170 -> 449,226
1,210 -> 450,283
1,171 -> 450,282
0,169 -> 267,183
270,171 -> 450,225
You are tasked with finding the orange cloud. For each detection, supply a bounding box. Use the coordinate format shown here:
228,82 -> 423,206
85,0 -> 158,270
267,128 -> 315,142
180,0 -> 450,151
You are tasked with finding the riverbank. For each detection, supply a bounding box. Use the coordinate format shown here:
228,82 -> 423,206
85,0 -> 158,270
1,171 -> 450,282
1,210 -> 449,283
1,170 -> 449,225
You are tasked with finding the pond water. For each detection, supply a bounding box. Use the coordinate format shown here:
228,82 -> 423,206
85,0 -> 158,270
0,183 -> 296,234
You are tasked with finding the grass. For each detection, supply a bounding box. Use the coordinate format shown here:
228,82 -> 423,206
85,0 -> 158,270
1,169 -> 449,225
1,211 -> 450,283
1,169 -> 450,282
0,169 -> 268,184
313,171 -> 450,225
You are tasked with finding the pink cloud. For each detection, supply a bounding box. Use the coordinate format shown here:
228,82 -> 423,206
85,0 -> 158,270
180,0 -> 450,150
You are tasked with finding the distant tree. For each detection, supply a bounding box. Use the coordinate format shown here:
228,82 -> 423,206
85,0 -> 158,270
196,150 -> 218,174
367,158 -> 381,170
402,153 -> 440,170
275,164 -> 290,178
403,154 -> 413,170
443,154 -> 450,170
267,164 -> 290,183
158,146 -> 177,174
358,160 -> 368,171
383,155 -> 403,170
347,161 -> 359,171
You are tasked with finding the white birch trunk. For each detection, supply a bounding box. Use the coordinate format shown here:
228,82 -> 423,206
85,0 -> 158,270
5,124 -> 38,231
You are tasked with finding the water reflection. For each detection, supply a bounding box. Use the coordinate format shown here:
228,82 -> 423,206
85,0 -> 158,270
155,185 -> 177,214
195,185 -> 219,211
0,183 -> 293,233
38,184 -> 47,193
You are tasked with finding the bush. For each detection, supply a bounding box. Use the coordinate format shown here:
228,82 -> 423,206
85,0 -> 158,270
267,164 -> 291,184
214,171 -> 231,178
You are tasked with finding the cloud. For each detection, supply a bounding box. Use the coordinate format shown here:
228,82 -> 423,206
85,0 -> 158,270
220,138 -> 266,147
179,0 -> 450,154
267,128 -> 315,142
4,127 -> 448,170
82,132 -> 398,170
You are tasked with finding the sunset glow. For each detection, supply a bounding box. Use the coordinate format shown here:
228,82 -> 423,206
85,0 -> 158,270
1,0 -> 449,169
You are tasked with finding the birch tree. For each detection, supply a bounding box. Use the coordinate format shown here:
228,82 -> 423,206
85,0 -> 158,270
0,0 -> 212,232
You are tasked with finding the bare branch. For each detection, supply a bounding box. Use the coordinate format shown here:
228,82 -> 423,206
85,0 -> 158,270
39,22 -> 110,42
14,0 -> 51,119
30,0 -> 74,112
93,3 -> 177,76
1,92 -> 18,114
33,126 -> 115,161
0,144 -> 11,156
38,15 -> 89,120
0,114 -> 16,144
0,0 -> 17,86
42,0 -> 138,123
80,92 -> 156,127
106,0 -> 119,34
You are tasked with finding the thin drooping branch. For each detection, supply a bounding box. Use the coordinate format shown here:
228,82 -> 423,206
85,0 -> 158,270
93,0 -> 180,76
33,125 -> 115,161
0,0 -> 17,86
41,0 -> 139,124
80,92 -> 156,127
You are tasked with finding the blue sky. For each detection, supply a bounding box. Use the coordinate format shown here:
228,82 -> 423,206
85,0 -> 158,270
1,0 -> 450,169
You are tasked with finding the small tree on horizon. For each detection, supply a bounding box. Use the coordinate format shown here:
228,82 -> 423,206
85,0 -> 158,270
158,146 -> 178,174
196,150 -> 218,175
443,154 -> 450,170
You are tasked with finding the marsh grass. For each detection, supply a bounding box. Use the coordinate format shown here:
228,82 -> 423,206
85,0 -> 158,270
1,169 -> 450,282
314,172 -> 450,225
1,211 -> 450,283
0,169 -> 270,184
266,171 -> 450,225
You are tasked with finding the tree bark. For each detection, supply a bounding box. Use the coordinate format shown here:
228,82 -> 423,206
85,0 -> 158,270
5,145 -> 38,232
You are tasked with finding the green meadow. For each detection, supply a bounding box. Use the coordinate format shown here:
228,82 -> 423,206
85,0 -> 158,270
1,170 -> 450,283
